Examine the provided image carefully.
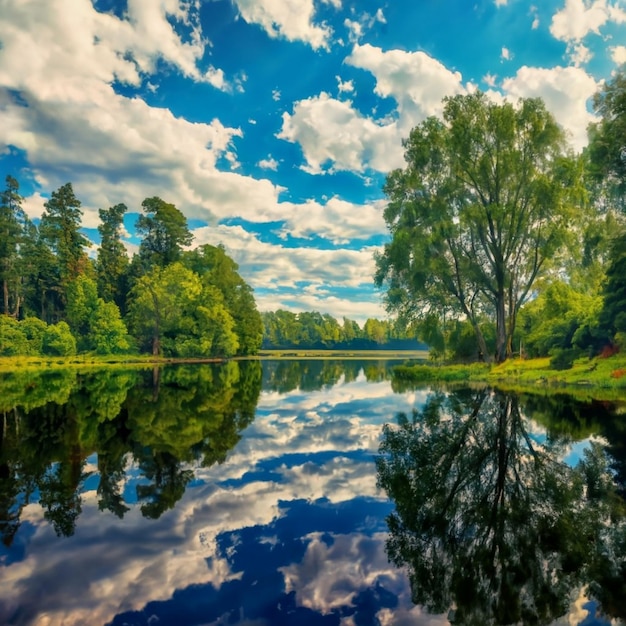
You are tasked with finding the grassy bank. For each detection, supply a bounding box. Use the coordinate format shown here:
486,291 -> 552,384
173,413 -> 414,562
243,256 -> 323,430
256,349 -> 429,360
0,354 -> 227,373
393,353 -> 626,399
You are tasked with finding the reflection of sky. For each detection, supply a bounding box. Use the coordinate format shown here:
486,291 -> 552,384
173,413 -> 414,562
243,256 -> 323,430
0,369 -> 614,626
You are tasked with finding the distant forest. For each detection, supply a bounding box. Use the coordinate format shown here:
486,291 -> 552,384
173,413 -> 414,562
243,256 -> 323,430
261,309 -> 426,350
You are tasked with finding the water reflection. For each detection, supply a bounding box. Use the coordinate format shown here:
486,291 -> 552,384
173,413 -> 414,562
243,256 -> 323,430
377,388 -> 626,625
0,361 -> 262,540
1,362 -> 625,626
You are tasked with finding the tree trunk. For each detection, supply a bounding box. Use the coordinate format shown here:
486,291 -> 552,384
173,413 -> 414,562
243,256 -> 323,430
2,278 -> 8,316
495,296 -> 507,363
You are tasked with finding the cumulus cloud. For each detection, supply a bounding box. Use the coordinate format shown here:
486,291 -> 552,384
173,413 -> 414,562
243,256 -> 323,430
502,65 -> 598,151
501,46 -> 513,61
550,0 -> 626,42
278,44 -> 466,175
191,223 -> 381,290
258,156 -> 280,170
232,0 -> 332,49
277,92 -> 404,173
611,45 -> 626,64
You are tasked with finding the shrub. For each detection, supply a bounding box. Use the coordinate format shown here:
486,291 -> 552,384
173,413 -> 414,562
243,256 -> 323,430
549,348 -> 579,371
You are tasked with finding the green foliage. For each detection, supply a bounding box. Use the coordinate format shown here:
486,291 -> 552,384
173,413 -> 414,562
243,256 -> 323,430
135,196 -> 192,270
183,244 -> 263,355
90,301 -> 132,355
376,92 -> 581,362
127,262 -> 238,358
0,315 -> 30,356
518,280 -> 603,357
39,183 -> 91,284
586,68 -> 626,210
97,203 -> 129,309
42,321 -> 77,356
598,232 -> 626,347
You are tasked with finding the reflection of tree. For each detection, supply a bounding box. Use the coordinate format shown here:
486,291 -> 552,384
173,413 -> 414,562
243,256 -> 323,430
261,359 -> 392,393
0,362 -> 262,537
135,450 -> 194,519
377,389 -> 626,625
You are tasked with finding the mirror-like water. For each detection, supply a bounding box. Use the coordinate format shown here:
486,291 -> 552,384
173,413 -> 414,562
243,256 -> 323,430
0,360 -> 625,626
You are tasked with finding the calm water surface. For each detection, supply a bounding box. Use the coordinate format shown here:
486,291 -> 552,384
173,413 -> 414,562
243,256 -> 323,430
0,360 -> 625,626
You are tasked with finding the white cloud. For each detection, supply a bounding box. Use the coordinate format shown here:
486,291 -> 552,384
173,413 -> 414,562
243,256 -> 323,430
550,0 -> 626,42
278,44 -> 468,175
277,92 -> 404,174
610,44 -> 626,64
258,156 -> 279,170
502,65 -> 599,151
232,0 -> 332,49
483,72 -> 498,87
346,44 -> 465,127
501,46 -> 512,61
495,0 -> 508,6
336,75 -> 355,93
570,42 -> 593,65
344,9 -> 387,43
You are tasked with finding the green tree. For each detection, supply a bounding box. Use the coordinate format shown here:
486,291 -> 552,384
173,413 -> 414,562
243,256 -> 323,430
41,321 -> 76,356
0,176 -> 28,317
598,232 -> 626,349
39,183 -> 91,284
0,315 -> 29,355
97,203 -> 129,310
127,262 -> 238,357
90,300 -> 131,355
375,92 -> 579,363
135,196 -> 192,270
586,68 -> 626,211
183,244 -> 263,355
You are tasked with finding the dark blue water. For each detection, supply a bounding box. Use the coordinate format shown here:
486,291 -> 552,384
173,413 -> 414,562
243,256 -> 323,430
0,360 -> 624,625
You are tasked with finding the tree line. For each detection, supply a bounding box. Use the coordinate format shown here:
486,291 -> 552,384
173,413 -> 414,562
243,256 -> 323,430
0,184 -> 263,358
261,309 -> 426,350
375,69 -> 626,365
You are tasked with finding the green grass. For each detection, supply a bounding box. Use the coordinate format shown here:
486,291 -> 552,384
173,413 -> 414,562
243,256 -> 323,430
393,353 -> 626,399
256,349 -> 430,360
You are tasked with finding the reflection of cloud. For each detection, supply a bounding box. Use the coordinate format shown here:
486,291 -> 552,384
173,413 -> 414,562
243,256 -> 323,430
1,368 -> 426,625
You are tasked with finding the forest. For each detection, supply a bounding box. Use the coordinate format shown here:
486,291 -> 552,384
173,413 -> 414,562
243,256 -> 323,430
0,188 -> 265,358
1,70 -> 625,364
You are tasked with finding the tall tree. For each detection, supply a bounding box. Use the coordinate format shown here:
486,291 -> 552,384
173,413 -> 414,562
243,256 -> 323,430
0,176 -> 28,317
39,183 -> 91,284
586,68 -> 626,211
183,244 -> 263,355
375,92 -> 579,362
97,203 -> 129,309
135,196 -> 192,270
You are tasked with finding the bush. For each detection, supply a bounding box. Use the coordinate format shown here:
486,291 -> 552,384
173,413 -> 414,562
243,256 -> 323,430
42,321 -> 76,356
549,348 -> 579,371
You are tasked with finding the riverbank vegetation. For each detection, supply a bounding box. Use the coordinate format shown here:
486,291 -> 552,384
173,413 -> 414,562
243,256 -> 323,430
375,71 -> 626,368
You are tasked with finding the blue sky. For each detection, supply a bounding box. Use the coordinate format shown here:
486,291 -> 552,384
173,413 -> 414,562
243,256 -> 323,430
0,0 -> 625,323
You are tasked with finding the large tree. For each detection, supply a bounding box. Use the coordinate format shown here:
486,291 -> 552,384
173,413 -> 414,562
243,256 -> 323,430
39,183 -> 91,284
375,92 -> 579,362
97,203 -> 129,309
586,67 -> 626,211
0,176 -> 28,317
135,196 -> 192,270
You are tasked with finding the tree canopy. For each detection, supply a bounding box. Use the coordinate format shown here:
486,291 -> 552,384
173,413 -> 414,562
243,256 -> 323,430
375,92 -> 581,362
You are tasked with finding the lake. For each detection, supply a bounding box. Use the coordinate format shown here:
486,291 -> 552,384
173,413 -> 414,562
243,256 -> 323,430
1,359 -> 625,626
